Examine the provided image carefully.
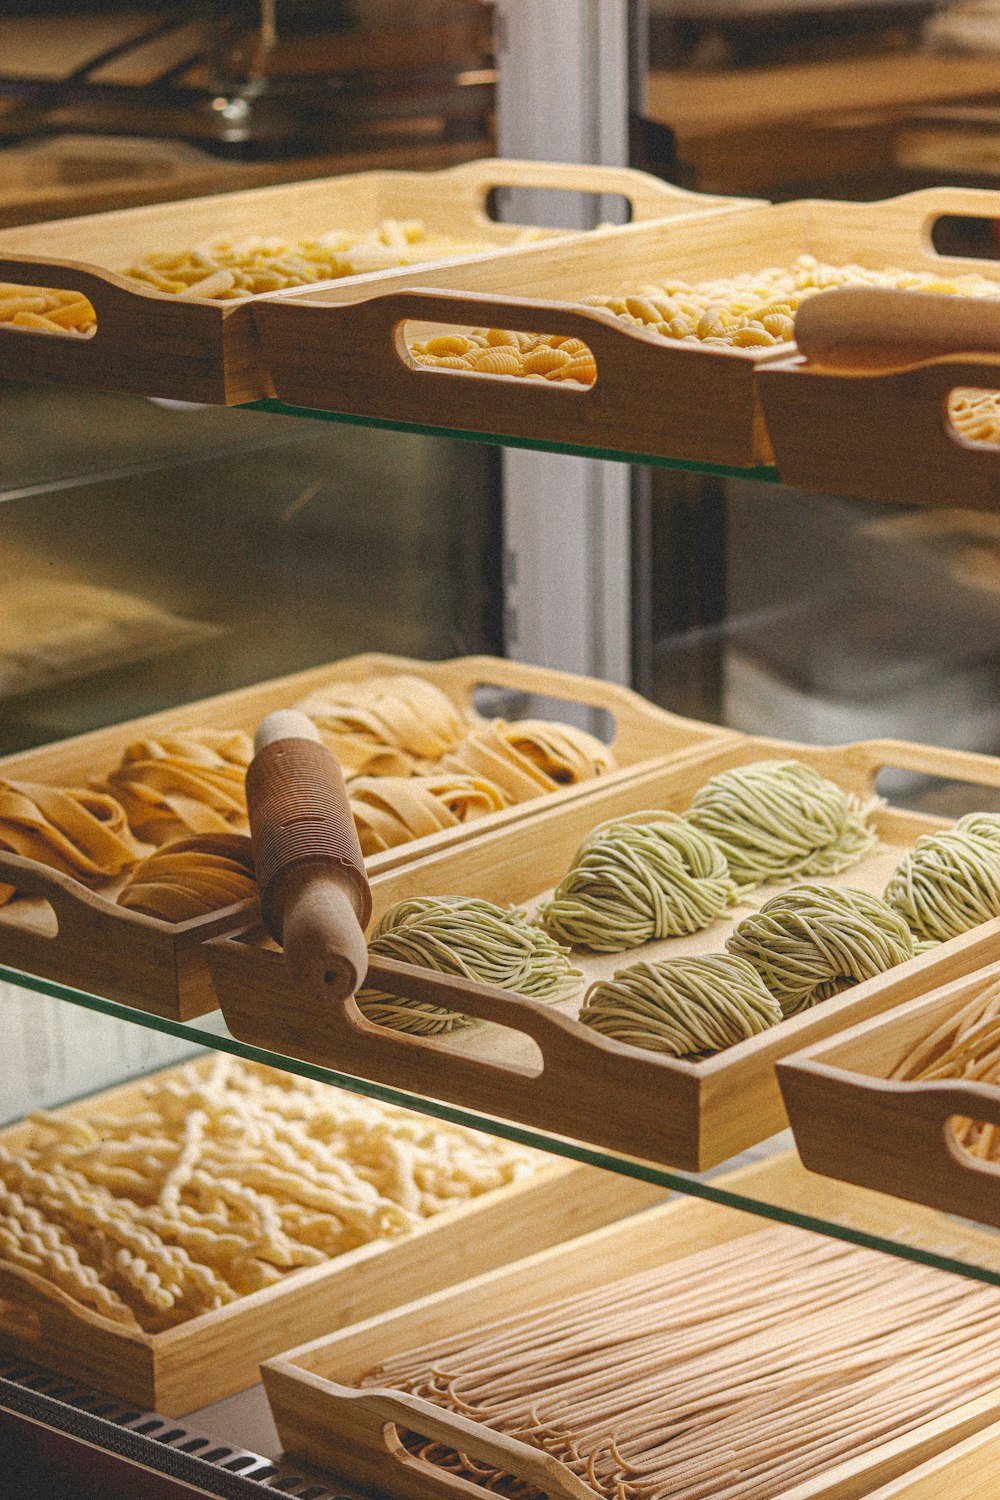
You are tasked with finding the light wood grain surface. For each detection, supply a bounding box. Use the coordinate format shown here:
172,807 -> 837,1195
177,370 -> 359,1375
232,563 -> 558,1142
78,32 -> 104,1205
263,1148 -> 1000,1500
209,735 -> 1000,1173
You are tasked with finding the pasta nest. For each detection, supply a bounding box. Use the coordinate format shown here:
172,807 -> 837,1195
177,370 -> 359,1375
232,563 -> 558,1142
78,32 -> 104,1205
117,832 -> 257,921
443,718 -> 616,804
0,779 -> 142,904
726,883 -> 915,1016
105,729 -> 253,845
685,759 -> 880,891
885,824 -> 1000,943
349,773 -> 507,856
539,812 -> 740,952
359,895 -> 582,1035
295,674 -> 466,776
579,953 -> 781,1057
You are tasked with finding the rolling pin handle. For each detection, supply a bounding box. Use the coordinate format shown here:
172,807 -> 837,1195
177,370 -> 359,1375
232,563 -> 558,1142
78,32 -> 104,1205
246,711 -> 372,1003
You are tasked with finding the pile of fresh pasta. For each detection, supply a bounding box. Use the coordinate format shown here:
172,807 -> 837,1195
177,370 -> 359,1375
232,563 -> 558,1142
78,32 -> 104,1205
363,760 -> 1000,1057
0,671 -> 616,922
0,1056 -> 541,1331
891,970 -> 1000,1161
363,1223 -> 1000,1500
0,283 -> 96,338
121,219 -> 524,300
407,253 -> 1000,444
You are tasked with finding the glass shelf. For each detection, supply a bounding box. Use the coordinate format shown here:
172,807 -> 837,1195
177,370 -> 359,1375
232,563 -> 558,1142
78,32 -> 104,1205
7,960 -> 1000,1289
241,399 -> 784,482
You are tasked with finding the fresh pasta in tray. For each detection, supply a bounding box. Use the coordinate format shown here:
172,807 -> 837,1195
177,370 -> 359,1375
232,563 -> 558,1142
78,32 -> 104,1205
0,1057 -> 542,1331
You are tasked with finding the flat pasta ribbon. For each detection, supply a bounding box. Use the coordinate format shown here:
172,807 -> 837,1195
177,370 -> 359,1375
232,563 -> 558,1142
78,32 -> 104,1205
350,774 -> 507,857
117,833 -> 257,922
443,718 -> 613,805
296,674 -> 466,776
105,729 -> 252,844
0,779 -> 142,905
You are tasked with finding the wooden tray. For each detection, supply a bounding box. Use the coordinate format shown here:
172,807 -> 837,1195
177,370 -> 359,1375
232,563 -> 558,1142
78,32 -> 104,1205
206,735 -> 1000,1173
251,186 -> 1000,468
0,652 -> 725,1022
778,957 -> 1000,1229
0,159 -> 743,405
0,1056 -> 664,1417
262,1149 -> 1000,1500
758,261 -> 1000,510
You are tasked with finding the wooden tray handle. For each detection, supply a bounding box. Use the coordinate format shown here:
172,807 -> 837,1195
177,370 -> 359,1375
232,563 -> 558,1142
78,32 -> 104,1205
443,156 -> 741,223
794,288 -> 1000,373
842,737 -> 1000,798
0,253 -> 145,350
872,185 -> 1000,259
0,849 -> 149,946
856,1076 -> 1000,1197
0,1258 -> 147,1350
336,1384 -> 595,1500
279,286 -> 654,430
427,653 -> 688,744
247,711 -> 372,1002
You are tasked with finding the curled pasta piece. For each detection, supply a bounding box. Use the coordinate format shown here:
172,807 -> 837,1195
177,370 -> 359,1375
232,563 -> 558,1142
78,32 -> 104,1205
105,729 -> 252,845
295,673 -> 465,774
117,833 -> 256,921
0,780 -> 142,904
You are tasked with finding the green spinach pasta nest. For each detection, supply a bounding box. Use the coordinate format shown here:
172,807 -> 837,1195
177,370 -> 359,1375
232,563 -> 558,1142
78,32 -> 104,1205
685,760 -> 880,891
357,895 -> 582,1035
538,812 -> 740,953
955,812 -> 1000,850
726,883 -> 915,1017
885,825 -> 1000,943
578,954 -> 782,1057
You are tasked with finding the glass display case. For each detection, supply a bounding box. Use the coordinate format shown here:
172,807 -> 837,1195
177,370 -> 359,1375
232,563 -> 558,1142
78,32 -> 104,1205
7,2 -> 1000,1496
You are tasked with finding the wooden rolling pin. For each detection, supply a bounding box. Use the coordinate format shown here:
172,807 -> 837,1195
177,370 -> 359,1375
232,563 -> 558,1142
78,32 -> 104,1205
794,286 -> 1000,373
246,710 -> 372,1001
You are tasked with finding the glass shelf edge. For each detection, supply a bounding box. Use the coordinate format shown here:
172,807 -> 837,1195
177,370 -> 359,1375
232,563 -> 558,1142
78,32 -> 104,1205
239,399 -> 782,481
6,962 -> 1000,1287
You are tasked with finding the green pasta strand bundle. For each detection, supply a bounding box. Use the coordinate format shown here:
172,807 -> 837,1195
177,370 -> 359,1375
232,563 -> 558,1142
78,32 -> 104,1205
579,954 -> 781,1057
955,812 -> 1000,849
726,883 -> 915,1016
358,896 -> 582,1035
538,813 -> 740,953
685,760 -> 880,890
885,825 -> 1000,942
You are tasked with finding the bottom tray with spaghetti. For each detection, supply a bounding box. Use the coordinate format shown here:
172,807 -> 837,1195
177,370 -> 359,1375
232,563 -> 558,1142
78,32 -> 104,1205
208,735 -> 1000,1173
262,1150 -> 1000,1500
0,1055 -> 662,1416
779,953 -> 1000,1230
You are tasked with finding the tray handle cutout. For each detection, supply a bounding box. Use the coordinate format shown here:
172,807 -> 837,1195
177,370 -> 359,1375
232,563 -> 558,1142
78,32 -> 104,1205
864,1076 -> 1000,1208
876,186 -> 1000,266
0,256 -> 131,344
447,156 -> 733,225
427,654 -> 718,756
0,849 -> 127,946
834,738 -> 1000,802
339,1384 -> 594,1500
